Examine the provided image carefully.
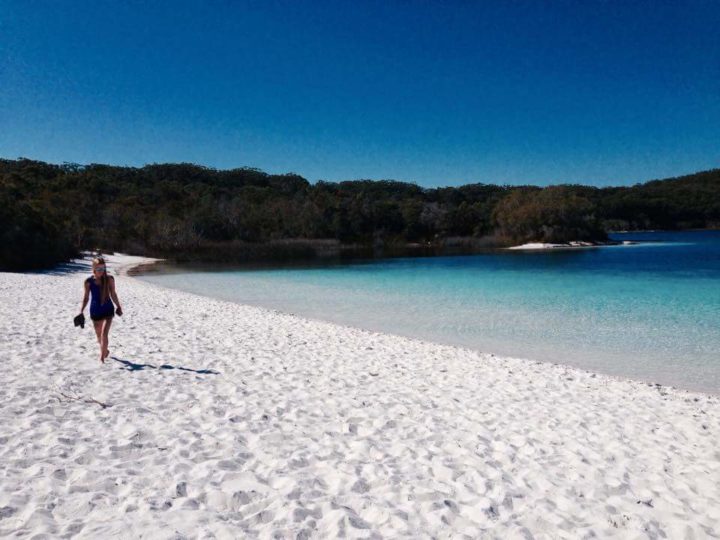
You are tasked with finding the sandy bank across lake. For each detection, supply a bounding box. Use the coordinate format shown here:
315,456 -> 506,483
0,253 -> 718,538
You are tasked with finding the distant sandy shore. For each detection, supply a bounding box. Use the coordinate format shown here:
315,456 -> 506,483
508,240 -> 629,250
0,253 -> 718,538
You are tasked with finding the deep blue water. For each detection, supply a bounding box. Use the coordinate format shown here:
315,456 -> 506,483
137,231 -> 720,393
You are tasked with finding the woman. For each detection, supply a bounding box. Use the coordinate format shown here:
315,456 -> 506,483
79,257 -> 123,363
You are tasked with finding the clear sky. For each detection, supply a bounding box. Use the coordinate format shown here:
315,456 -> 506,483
1,1 -> 718,187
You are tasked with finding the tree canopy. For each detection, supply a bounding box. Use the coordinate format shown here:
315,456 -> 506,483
1,158 -> 718,270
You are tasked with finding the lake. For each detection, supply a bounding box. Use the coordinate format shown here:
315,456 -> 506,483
136,230 -> 720,393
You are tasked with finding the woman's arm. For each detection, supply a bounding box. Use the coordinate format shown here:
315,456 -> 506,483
109,276 -> 122,314
80,281 -> 89,314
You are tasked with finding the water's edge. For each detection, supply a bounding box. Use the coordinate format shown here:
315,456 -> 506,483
131,231 -> 720,394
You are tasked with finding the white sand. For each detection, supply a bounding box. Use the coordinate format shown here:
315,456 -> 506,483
1,253 -> 719,539
508,242 -> 600,250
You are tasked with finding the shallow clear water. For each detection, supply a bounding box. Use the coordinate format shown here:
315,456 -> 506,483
137,231 -> 720,393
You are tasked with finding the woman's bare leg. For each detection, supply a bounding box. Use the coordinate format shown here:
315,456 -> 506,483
93,321 -> 103,352
92,320 -> 104,362
101,317 -> 113,361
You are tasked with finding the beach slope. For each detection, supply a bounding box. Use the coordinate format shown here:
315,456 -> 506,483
0,254 -> 718,538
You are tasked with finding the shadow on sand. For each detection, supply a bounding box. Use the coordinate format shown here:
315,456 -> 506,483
112,357 -> 219,375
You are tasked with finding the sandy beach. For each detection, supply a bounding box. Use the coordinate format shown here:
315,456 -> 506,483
1,253 -> 718,539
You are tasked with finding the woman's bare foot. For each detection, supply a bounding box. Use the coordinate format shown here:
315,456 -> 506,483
104,348 -> 110,359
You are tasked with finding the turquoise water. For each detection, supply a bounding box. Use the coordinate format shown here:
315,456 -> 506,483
137,231 -> 720,393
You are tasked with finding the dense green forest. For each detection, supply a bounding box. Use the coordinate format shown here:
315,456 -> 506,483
1,158 -> 718,270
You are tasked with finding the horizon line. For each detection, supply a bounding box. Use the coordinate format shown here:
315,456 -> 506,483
3,154 -> 718,191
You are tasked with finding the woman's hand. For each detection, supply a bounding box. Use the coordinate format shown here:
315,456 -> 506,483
109,277 -> 122,316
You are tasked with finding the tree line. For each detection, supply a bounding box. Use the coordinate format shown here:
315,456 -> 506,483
1,158 -> 718,270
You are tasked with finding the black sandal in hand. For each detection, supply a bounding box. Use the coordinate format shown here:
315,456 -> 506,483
73,313 -> 85,328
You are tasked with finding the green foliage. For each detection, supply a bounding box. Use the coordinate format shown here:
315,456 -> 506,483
493,186 -> 607,243
0,193 -> 76,270
1,157 -> 718,270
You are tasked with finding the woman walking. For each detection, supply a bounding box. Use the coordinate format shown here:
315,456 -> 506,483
79,257 -> 123,363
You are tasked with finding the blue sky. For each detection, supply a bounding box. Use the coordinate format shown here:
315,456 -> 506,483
1,1 -> 718,187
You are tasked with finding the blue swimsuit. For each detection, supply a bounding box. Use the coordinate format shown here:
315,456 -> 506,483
87,276 -> 114,321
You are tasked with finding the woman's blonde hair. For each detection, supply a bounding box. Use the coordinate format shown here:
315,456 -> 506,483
92,257 -> 111,305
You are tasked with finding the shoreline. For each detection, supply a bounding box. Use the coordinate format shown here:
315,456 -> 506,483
126,252 -> 719,398
141,275 -> 720,400
1,252 -> 718,537
131,263 -> 719,400
114,255 -> 709,398
506,240 -> 629,250
120,252 -> 718,401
